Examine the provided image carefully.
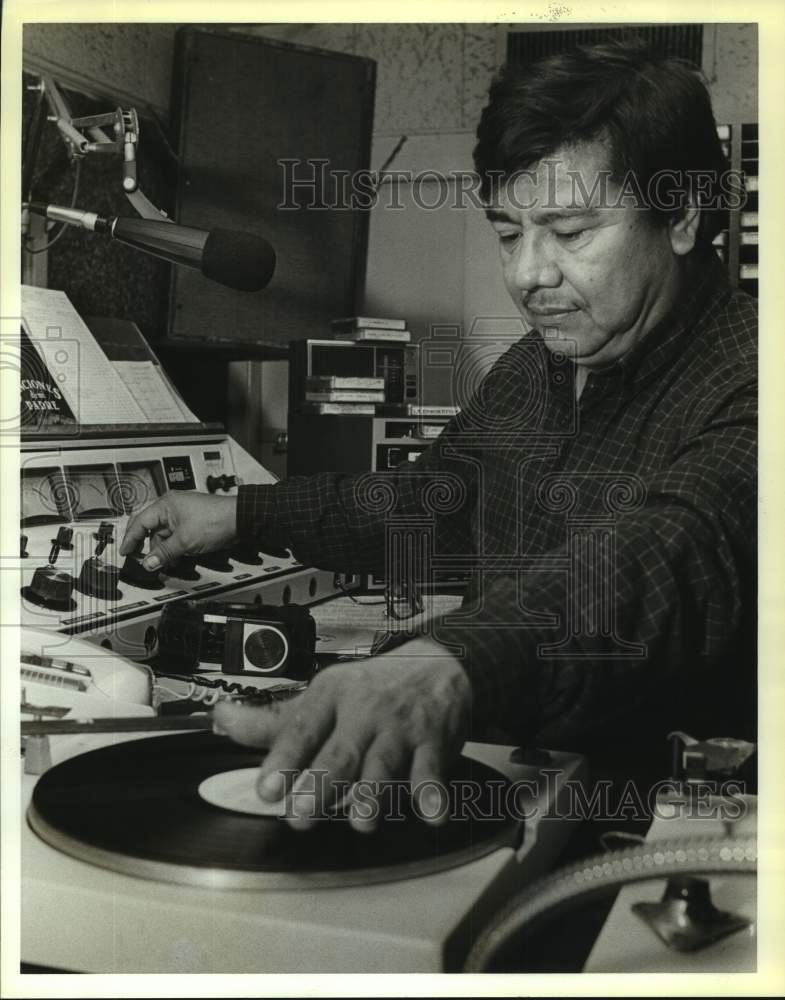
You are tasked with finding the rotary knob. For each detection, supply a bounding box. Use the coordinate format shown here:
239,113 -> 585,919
206,474 -> 237,493
195,550 -> 233,573
229,545 -> 263,566
22,565 -> 76,611
76,556 -> 122,601
120,554 -> 164,590
166,556 -> 200,581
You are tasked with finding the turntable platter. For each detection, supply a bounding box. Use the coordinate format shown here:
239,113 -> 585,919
28,732 -> 520,890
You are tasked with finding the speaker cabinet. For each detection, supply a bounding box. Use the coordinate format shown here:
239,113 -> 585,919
169,27 -> 376,347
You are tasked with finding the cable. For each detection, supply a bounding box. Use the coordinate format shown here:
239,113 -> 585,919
464,834 -> 756,972
23,160 -> 81,254
336,578 -> 385,605
142,103 -> 181,164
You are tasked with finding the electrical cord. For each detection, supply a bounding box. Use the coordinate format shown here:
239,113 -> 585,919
464,834 -> 756,972
23,160 -> 81,254
336,578 -> 385,605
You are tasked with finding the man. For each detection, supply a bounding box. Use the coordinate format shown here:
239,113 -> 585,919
121,41 -> 757,831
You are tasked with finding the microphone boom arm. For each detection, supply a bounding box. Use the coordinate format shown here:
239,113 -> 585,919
23,75 -> 277,292
35,73 -> 171,223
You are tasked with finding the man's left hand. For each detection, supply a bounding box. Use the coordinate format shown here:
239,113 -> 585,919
211,638 -> 472,833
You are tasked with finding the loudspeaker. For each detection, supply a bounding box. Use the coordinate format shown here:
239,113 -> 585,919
168,27 -> 376,348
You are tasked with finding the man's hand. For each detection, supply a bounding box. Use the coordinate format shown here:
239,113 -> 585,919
119,491 -> 238,570
212,638 -> 472,833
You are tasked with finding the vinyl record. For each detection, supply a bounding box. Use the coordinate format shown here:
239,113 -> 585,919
28,732 -> 520,889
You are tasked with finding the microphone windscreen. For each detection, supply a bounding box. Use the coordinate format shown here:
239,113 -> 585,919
201,229 -> 276,292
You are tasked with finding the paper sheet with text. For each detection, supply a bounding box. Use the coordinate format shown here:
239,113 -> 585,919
113,361 -> 198,423
21,286 -> 146,424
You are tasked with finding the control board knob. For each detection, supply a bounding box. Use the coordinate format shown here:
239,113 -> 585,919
195,550 -> 233,572
206,474 -> 237,494
167,556 -> 200,581
229,545 -> 263,566
22,565 -> 76,611
120,554 -> 164,590
76,556 -> 122,600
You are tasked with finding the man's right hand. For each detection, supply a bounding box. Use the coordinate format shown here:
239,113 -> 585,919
119,491 -> 238,571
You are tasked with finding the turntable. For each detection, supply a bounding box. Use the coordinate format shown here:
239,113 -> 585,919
21,725 -> 586,972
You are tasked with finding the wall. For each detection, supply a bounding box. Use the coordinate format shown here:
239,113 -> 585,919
235,22 -> 759,349
22,22 -> 759,463
23,23 -> 177,116
235,22 -> 760,437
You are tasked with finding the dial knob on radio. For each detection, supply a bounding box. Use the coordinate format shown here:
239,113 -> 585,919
22,566 -> 76,611
76,556 -> 122,601
120,554 -> 164,590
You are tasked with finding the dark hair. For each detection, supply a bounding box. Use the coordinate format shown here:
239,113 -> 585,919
474,39 -> 732,246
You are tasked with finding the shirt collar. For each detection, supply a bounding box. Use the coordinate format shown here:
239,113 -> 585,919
612,248 -> 731,388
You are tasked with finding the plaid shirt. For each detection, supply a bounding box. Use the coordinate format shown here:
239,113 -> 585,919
238,251 -> 757,751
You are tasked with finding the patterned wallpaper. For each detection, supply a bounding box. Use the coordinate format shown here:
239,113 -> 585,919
23,21 -> 757,136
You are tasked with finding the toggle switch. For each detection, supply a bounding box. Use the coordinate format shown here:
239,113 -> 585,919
48,526 -> 74,564
93,521 -> 114,558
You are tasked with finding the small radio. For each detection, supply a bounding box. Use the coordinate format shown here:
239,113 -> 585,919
157,601 -> 317,679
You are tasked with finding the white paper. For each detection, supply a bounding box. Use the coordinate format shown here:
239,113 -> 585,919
21,286 -> 146,424
113,361 -> 198,423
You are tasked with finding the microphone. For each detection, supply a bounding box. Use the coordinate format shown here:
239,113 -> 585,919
27,203 -> 276,292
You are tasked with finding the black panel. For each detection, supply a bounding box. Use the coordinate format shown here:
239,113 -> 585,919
168,28 -> 376,348
507,24 -> 704,66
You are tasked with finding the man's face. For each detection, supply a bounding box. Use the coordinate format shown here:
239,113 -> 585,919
488,140 -> 686,369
